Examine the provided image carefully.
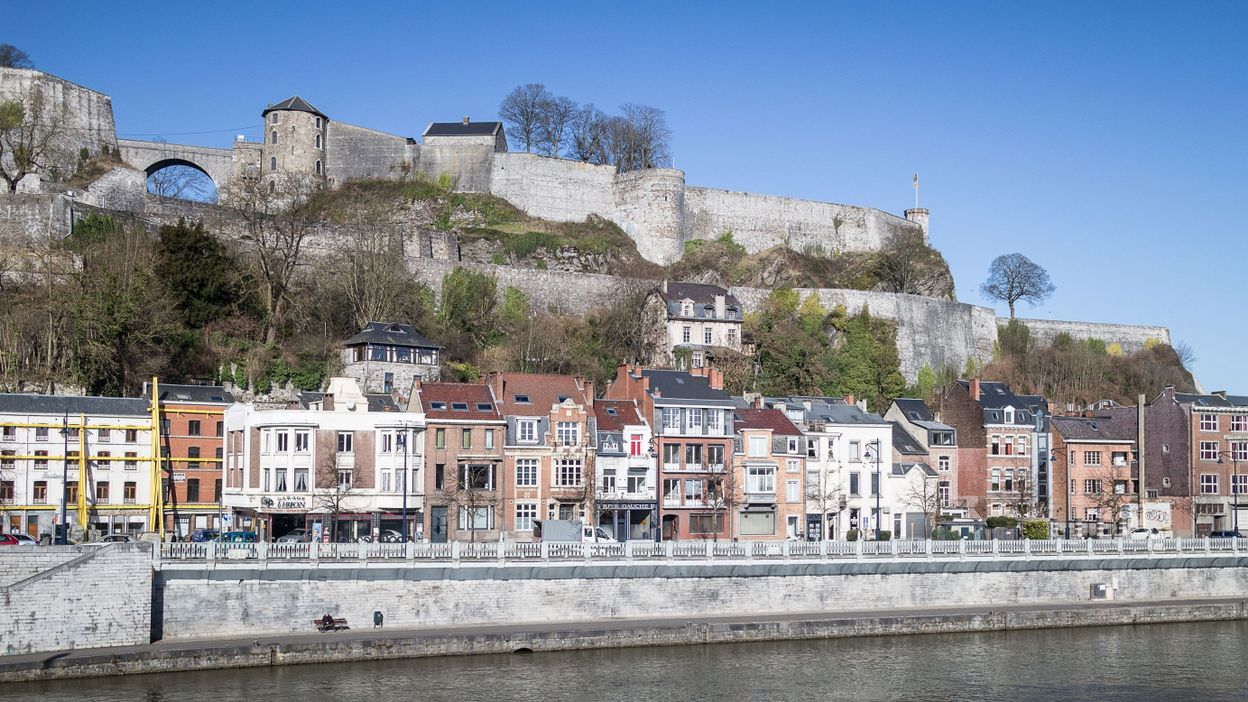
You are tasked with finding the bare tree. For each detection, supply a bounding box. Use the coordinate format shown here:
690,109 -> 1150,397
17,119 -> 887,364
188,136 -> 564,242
805,470 -> 845,540
536,95 -> 577,157
441,462 -> 499,543
148,164 -> 216,202
1086,464 -> 1133,535
498,83 -> 551,153
313,450 -> 363,541
876,230 -> 950,297
0,87 -> 68,192
567,103 -> 607,164
332,204 -> 414,329
902,470 -> 942,538
980,253 -> 1056,320
619,103 -> 672,171
219,172 -> 324,346
1007,471 -> 1040,520
0,44 -> 33,69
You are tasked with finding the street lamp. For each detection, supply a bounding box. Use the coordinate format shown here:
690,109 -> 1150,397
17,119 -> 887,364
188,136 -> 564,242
864,439 -> 882,541
58,413 -> 69,544
397,429 -> 409,543
1216,448 -> 1242,534
1053,448 -> 1071,539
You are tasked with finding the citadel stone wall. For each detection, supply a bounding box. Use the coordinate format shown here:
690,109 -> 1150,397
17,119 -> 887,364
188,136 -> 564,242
1011,317 -> 1172,352
0,68 -> 118,183
326,121 -> 413,184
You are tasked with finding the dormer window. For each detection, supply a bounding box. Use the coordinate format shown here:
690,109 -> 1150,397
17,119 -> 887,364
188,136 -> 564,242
1003,407 -> 1015,424
605,408 -> 618,416
451,402 -> 469,412
476,403 -> 493,412
429,401 -> 447,410
681,301 -> 693,316
514,394 -> 531,404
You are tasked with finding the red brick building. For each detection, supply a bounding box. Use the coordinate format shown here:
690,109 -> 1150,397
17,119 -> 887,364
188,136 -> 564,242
147,382 -> 233,538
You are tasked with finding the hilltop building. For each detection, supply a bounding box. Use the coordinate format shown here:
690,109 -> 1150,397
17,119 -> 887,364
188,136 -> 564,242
340,321 -> 442,404
643,281 -> 745,369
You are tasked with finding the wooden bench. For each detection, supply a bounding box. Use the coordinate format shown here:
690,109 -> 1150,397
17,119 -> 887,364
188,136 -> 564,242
314,617 -> 350,632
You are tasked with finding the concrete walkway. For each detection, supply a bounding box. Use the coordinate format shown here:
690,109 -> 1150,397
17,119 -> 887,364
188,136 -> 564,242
3,596 -> 1245,682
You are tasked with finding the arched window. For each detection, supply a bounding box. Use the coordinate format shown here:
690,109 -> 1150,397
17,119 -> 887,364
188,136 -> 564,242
315,160 -> 322,175
268,180 -> 275,193
315,134 -> 322,149
270,113 -> 278,125
271,130 -> 278,145
270,156 -> 277,171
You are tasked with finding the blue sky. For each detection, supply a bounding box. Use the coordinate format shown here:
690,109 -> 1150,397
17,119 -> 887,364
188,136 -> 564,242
10,1 -> 1247,391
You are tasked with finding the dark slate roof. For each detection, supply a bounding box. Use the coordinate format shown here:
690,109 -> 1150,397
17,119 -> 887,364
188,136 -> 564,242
959,380 -> 1038,426
295,392 -> 400,413
423,121 -> 503,137
0,394 -> 149,416
892,462 -> 938,477
813,404 -> 889,426
1051,410 -> 1137,442
343,321 -> 442,349
734,408 -> 803,436
594,400 -> 643,432
1175,392 -> 1248,408
892,398 -> 935,422
640,369 -> 734,406
144,382 -> 233,404
658,282 -> 741,307
891,422 -> 927,455
262,96 -> 327,119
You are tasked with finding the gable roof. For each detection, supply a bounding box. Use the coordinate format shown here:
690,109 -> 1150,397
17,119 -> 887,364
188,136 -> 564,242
640,369 -> 734,406
892,398 -> 935,422
0,394 -> 149,417
594,400 -> 643,432
891,422 -> 927,455
144,382 -> 234,404
892,462 -> 938,478
263,96 -> 327,119
343,321 -> 441,349
1051,409 -> 1137,442
490,373 -> 589,416
413,383 -> 501,421
959,380 -> 1040,426
423,121 -> 503,137
734,408 -> 802,436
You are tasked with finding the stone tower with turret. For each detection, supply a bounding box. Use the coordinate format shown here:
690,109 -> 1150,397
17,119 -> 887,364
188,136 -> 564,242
261,96 -> 328,185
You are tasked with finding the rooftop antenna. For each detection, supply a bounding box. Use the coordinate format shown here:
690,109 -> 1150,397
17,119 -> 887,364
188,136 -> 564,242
913,172 -> 919,209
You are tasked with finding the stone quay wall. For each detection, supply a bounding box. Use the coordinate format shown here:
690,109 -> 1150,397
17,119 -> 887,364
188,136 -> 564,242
0,544 -> 152,655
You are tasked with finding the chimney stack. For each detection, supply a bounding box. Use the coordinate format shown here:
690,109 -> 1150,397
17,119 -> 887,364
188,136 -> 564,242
462,116 -> 470,125
844,394 -> 855,407
709,367 -> 723,390
970,378 -> 981,402
714,293 -> 726,319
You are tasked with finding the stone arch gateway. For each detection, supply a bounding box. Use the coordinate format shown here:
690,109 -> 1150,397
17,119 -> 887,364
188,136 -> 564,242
116,139 -> 236,190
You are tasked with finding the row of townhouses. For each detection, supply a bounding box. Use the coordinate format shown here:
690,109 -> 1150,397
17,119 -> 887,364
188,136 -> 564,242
2,314 -> 1243,541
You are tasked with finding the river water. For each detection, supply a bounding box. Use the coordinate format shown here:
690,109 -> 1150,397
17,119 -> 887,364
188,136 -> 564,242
7,621 -> 1247,701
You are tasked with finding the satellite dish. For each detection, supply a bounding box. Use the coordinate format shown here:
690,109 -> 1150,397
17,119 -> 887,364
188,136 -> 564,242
345,401 -> 356,410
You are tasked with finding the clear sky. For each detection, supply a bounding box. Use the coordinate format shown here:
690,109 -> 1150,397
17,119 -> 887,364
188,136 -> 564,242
10,1 -> 1247,391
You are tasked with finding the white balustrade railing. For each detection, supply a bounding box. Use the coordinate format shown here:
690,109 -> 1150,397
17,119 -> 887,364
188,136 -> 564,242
154,537 -> 1247,567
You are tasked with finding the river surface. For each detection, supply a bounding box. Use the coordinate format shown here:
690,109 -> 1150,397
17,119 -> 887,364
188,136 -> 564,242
7,621 -> 1248,701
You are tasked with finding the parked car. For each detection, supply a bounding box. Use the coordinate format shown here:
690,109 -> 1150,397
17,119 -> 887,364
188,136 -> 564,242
275,528 -> 308,543
0,534 -> 21,546
1208,530 -> 1246,539
98,533 -> 135,543
9,533 -> 37,545
1128,528 -> 1165,540
378,529 -> 407,543
190,528 -> 220,543
532,519 -> 618,543
216,531 -> 258,543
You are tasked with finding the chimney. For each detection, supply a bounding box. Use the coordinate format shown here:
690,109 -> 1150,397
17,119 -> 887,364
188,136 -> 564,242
323,394 -> 335,411
1213,390 -> 1228,399
662,280 -> 668,294
462,116 -> 470,125
752,394 -> 764,409
584,380 -> 596,405
844,394 -> 855,407
969,378 -> 981,402
714,293 -> 726,319
709,367 -> 723,390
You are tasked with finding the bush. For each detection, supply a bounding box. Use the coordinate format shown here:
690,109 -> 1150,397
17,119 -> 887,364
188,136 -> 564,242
985,516 -> 1018,529
845,529 -> 859,542
877,530 -> 892,542
1022,519 -> 1050,540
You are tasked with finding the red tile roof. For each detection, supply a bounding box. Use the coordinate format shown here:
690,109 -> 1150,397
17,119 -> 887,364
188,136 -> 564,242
735,408 -> 802,436
415,382 -> 501,421
594,400 -> 643,432
489,373 -> 590,416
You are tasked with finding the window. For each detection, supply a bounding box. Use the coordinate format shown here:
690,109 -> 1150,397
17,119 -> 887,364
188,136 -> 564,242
295,431 -> 309,453
294,468 -> 308,492
33,481 -> 47,503
95,482 -> 109,503
556,422 -> 579,445
707,444 -> 725,469
270,129 -> 278,145
629,434 -> 643,457
687,410 -> 703,433
807,438 -> 818,458
690,513 -> 724,534
214,479 -> 222,501
515,459 -> 538,487
314,116 -> 321,129
517,420 -> 537,443
458,464 -> 495,491
1233,415 -> 1248,433
0,450 -> 13,468
682,326 -> 691,343
484,429 -> 495,450
461,428 -> 472,449
125,429 -> 138,443
513,394 -> 531,404
684,444 -> 702,469
124,452 -> 137,470
1200,473 -> 1219,494
747,435 -> 768,457
785,437 -> 800,454
270,113 -> 278,125
870,472 -> 880,496
849,441 -> 860,462
850,472 -> 861,496
97,428 -> 111,443
384,373 -> 395,394
337,469 -> 353,489
435,428 -> 446,449
451,402 -> 469,412
662,408 -> 681,433
186,479 -> 200,503
786,458 -> 801,473
1003,469 -> 1015,492
1083,451 -> 1102,466
270,156 -> 277,171
739,511 -> 775,536
35,427 -> 48,442
315,134 -> 322,149
1084,479 -> 1102,494
1015,436 -> 1027,456
1200,441 -> 1220,461
938,456 -> 950,472
727,328 -> 737,345
684,478 -> 704,503
557,459 -> 582,487
34,450 -> 48,469
333,431 -> 352,453
1233,475 -> 1248,495
276,431 -> 289,453
1200,414 -> 1218,432
123,482 -> 136,504
1085,507 -> 1100,522
458,506 -> 494,530
1233,441 -> 1248,462
704,328 -> 713,345
663,478 -> 680,503
786,480 -> 800,503
663,443 -> 681,468
707,410 -> 723,435
747,465 -> 776,494
601,470 -> 617,492
991,468 -> 1001,492
188,420 -> 201,436
938,481 -> 950,507
216,421 -> 224,437
515,502 -> 537,531
990,436 -> 1001,455
187,446 -> 200,470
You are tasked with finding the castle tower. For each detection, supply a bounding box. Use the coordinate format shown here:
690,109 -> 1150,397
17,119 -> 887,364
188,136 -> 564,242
905,207 -> 930,241
261,96 -> 328,185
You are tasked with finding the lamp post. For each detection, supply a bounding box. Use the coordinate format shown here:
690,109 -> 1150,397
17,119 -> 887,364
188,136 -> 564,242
865,439 -> 882,541
58,413 -> 69,544
1054,448 -> 1071,539
1217,448 -> 1242,534
398,429 -> 409,543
